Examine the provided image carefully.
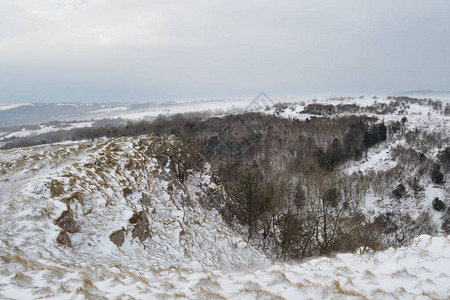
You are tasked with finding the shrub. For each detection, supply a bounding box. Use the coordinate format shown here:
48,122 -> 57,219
392,184 -> 406,199
431,164 -> 445,184
438,147 -> 450,172
432,197 -> 445,212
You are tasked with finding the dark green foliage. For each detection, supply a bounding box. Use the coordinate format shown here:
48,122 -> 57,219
342,121 -> 366,159
324,139 -> 344,171
372,123 -> 387,142
438,147 -> 450,172
393,184 -> 406,199
419,152 -> 426,161
364,123 -> 387,148
314,122 -> 386,171
432,197 -> 445,212
303,104 -> 335,115
363,131 -> 377,148
431,164 -> 445,184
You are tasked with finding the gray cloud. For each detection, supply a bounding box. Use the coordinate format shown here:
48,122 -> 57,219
1,0 -> 449,102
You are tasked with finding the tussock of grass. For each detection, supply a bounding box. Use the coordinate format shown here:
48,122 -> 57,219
295,281 -> 307,289
271,270 -> 291,284
333,280 -> 367,299
370,288 -> 397,298
391,267 -> 417,278
83,277 -> 94,289
239,285 -> 285,300
12,255 -> 28,268
420,291 -> 440,299
11,272 -> 33,287
44,267 -> 65,281
58,284 -> 71,294
76,287 -> 108,300
49,179 -> 64,197
196,276 -> 221,290
198,287 -> 226,300
32,286 -> 53,296
173,292 -> 187,298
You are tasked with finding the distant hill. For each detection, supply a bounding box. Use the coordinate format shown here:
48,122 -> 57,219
392,90 -> 450,96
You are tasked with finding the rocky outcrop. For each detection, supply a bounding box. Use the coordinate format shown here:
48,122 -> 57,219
129,211 -> 151,242
109,229 -> 126,247
56,230 -> 72,247
54,209 -> 79,233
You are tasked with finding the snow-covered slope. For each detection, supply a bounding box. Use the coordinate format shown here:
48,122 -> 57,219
263,97 -> 449,236
1,231 -> 449,299
1,97 -> 449,299
0,135 -> 270,298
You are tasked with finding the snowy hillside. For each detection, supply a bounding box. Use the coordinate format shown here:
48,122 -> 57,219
0,96 -> 449,299
262,96 -> 449,236
1,230 -> 449,298
0,135 -> 269,298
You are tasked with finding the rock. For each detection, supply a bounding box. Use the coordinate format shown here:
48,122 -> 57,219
56,230 -> 72,247
54,209 -> 79,233
130,211 -> 151,242
141,193 -> 152,206
109,229 -> 126,247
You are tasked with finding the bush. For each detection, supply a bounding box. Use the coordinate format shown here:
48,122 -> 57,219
392,184 -> 406,199
431,164 -> 445,184
432,197 -> 445,212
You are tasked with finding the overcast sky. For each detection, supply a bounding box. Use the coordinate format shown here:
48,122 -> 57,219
0,0 -> 449,103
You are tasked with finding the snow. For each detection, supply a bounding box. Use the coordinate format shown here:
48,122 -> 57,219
0,135 -> 270,298
0,136 -> 449,299
0,95 -> 449,298
97,99 -> 251,121
0,122 -> 94,141
88,106 -> 128,114
0,103 -> 33,111
0,231 -> 448,299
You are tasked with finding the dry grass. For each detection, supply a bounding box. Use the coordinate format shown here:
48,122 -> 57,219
420,291 -> 440,300
391,267 -> 416,278
239,285 -> 286,300
76,287 -> 108,300
49,179 -> 65,197
12,255 -> 28,268
83,277 -> 94,289
11,272 -> 33,287
295,281 -> 307,289
371,288 -> 398,299
197,275 -> 221,289
173,292 -> 187,298
333,280 -> 367,299
198,287 -> 226,300
271,270 -> 291,284
31,286 -> 53,296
